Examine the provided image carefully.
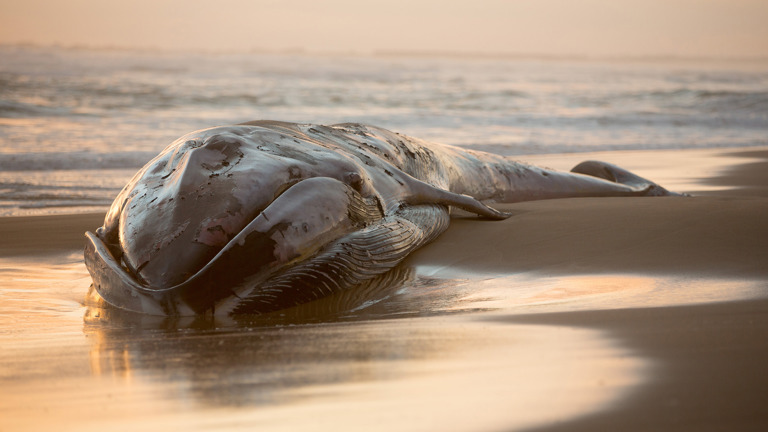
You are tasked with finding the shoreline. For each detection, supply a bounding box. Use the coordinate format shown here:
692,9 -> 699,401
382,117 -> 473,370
497,298 -> 768,432
0,212 -> 104,258
2,146 -> 767,431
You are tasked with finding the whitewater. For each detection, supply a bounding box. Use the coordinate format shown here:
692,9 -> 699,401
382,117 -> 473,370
1,45 -> 766,216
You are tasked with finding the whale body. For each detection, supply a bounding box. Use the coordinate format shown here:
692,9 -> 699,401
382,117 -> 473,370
84,121 -> 679,316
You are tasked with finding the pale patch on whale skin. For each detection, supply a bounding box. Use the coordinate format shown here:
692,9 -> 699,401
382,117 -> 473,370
84,121 -> 681,316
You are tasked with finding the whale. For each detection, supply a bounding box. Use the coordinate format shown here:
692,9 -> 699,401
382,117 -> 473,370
84,121 -> 681,316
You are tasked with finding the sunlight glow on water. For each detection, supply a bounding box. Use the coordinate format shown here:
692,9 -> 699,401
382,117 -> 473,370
0,255 -> 649,432
1,46 -> 766,216
452,274 -> 768,314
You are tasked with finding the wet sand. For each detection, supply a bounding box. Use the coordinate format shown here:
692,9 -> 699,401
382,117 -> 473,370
1,147 -> 767,431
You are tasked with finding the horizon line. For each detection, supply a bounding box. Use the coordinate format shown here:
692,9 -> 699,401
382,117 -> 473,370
3,42 -> 768,64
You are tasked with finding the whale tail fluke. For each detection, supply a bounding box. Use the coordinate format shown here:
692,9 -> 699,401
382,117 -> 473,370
571,160 -> 687,197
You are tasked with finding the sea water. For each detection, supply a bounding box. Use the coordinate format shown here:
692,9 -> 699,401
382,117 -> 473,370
1,45 -> 766,216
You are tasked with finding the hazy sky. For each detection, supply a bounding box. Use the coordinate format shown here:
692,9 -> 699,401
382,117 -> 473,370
1,0 -> 767,58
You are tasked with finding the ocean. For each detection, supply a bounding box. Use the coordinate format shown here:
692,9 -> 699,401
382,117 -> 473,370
1,45 -> 766,216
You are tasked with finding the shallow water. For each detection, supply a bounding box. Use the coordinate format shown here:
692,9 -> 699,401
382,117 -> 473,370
4,248 -> 767,431
0,252 -> 654,432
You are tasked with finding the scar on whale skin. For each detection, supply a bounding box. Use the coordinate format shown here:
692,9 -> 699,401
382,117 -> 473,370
84,121 -> 685,316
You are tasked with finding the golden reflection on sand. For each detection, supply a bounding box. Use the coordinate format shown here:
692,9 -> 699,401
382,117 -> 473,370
77,318 -> 647,432
1,256 -> 648,432
453,273 -> 768,314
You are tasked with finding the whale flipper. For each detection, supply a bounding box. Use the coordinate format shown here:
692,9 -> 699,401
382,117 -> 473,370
229,204 -> 450,314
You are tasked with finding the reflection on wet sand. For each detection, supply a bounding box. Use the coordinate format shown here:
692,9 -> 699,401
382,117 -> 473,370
5,251 -> 765,431
81,267 -> 430,408
80,264 -> 502,411
69,264 -> 647,431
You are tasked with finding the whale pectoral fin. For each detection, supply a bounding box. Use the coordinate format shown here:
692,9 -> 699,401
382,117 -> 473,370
571,160 -> 684,196
402,177 -> 513,220
230,204 -> 451,314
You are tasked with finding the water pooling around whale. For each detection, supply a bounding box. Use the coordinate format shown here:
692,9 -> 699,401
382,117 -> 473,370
84,121 -> 681,316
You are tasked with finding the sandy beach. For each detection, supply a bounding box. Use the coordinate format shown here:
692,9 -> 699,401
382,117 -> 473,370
1,147 -> 767,431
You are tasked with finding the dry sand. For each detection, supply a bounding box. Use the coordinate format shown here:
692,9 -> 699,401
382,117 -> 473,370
1,147 -> 767,431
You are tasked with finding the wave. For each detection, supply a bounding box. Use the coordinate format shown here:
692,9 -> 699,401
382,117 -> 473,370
620,88 -> 768,113
694,90 -> 768,113
1,192 -> 111,203
4,86 -> 764,121
0,100 -> 74,117
0,151 -> 156,171
0,181 -> 116,215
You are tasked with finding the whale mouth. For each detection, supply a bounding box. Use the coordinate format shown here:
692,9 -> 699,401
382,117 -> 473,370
85,177 -> 387,315
121,176 -> 309,288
